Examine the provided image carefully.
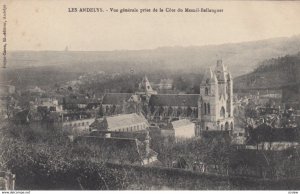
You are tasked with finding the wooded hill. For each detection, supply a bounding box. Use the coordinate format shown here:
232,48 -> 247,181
234,52 -> 300,91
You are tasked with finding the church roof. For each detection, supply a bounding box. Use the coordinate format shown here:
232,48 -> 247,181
102,93 -> 133,105
149,94 -> 199,107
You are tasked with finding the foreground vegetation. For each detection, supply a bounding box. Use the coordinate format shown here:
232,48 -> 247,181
1,120 -> 300,190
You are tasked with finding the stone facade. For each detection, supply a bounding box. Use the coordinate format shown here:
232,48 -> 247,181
100,60 -> 234,134
197,60 -> 234,133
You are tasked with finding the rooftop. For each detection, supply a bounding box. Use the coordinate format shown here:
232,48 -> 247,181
106,113 -> 148,129
102,93 -> 133,105
149,94 -> 199,107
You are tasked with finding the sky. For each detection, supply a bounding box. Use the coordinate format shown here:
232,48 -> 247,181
4,0 -> 300,51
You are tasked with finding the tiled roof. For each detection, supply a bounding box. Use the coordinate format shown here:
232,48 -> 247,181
149,94 -> 199,107
106,113 -> 148,129
102,93 -> 133,105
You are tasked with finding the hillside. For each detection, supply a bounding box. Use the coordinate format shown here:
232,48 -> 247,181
5,35 -> 300,78
234,52 -> 300,91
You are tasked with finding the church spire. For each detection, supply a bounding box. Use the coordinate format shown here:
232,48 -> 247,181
214,60 -> 227,83
139,75 -> 157,95
201,67 -> 217,85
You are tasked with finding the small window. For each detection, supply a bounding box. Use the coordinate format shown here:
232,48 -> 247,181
205,87 -> 209,96
206,126 -> 208,131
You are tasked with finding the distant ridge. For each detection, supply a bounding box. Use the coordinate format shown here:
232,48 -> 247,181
6,35 -> 300,77
234,52 -> 300,91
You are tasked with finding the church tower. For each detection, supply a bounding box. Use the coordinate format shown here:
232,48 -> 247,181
198,60 -> 234,133
139,75 -> 157,96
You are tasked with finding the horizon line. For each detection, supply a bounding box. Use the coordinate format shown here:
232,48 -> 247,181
7,34 -> 300,53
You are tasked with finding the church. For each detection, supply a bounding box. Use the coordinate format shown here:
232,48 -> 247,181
101,60 -> 234,134
197,60 -> 234,132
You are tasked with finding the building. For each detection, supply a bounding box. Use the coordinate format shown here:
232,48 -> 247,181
138,75 -> 157,96
148,94 -> 199,121
28,86 -> 45,95
171,119 -> 195,139
148,60 -> 234,133
62,117 -> 95,135
99,60 -> 234,134
101,93 -> 140,115
198,60 -> 234,132
231,127 -> 246,145
0,84 -> 15,96
90,113 -> 149,132
158,78 -> 173,90
32,97 -> 63,112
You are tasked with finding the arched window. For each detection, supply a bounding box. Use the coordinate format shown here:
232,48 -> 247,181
230,122 -> 234,130
221,124 -> 224,131
220,107 -> 225,118
207,103 -> 210,114
206,126 -> 209,131
225,122 -> 229,131
204,103 -> 207,115
205,87 -> 209,96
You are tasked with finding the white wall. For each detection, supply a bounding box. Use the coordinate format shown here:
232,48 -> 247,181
174,123 -> 195,139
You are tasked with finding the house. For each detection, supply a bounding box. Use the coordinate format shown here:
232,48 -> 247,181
231,127 -> 246,145
158,78 -> 173,90
171,119 -> 195,139
90,113 -> 149,132
32,97 -> 63,112
0,84 -> 15,96
28,86 -> 45,95
101,93 -> 136,115
63,96 -> 90,110
62,117 -> 95,135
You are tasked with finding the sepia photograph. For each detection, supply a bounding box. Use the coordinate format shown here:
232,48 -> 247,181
1,0 -> 300,191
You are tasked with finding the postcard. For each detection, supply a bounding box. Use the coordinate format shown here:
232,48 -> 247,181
1,0 -> 300,191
